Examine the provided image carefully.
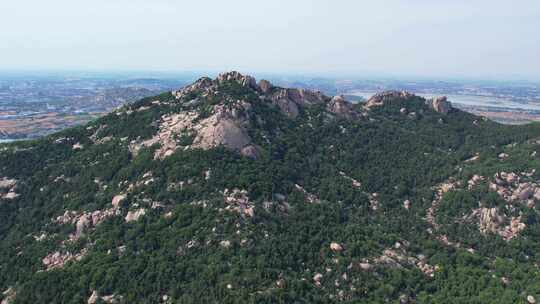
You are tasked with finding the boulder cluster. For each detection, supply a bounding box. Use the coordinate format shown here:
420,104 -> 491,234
490,171 -> 540,206
42,248 -> 88,271
470,207 -> 526,241
54,198 -> 123,242
370,241 -> 439,277
222,188 -> 255,218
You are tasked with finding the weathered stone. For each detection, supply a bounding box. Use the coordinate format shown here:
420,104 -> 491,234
519,187 -> 534,200
327,95 -> 353,116
87,290 -> 99,304
111,194 -> 126,208
0,178 -> 17,189
428,96 -> 452,114
72,142 -> 84,150
498,153 -> 509,160
365,91 -> 414,108
258,79 -> 273,94
240,145 -> 260,159
403,200 -> 411,210
330,242 -> 343,252
313,273 -> 323,286
125,208 -> 146,222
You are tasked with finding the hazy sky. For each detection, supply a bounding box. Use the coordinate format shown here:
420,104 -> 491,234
1,0 -> 539,80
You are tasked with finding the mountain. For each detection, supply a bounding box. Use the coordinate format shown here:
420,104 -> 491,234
1,71 -> 539,304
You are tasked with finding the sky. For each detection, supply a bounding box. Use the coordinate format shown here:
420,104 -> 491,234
0,0 -> 539,80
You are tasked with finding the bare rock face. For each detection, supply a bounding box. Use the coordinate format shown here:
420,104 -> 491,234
327,95 -> 353,116
75,214 -> 91,238
0,177 -> 19,200
330,242 -> 343,252
111,194 -> 126,208
287,88 -> 328,106
55,207 -> 121,241
0,178 -> 17,189
258,79 -> 273,94
428,96 -> 452,114
269,87 -> 328,118
470,207 -> 526,241
42,248 -> 88,271
192,110 -> 252,151
275,96 -> 300,118
125,208 -> 146,222
476,208 -> 504,234
135,101 -> 255,159
166,72 -> 363,159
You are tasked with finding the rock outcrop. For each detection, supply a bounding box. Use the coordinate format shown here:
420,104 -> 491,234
42,248 -> 88,271
427,96 -> 452,114
258,79 -> 273,94
0,177 -> 19,200
55,203 -> 121,241
330,242 -> 343,252
142,72 -> 364,160
267,87 -> 329,118
365,91 -> 415,108
327,95 -> 354,117
490,171 -> 539,206
1,288 -> 16,304
469,207 -> 526,241
217,71 -> 257,90
370,242 -> 439,277
222,188 -> 254,217
125,208 -> 146,222
364,90 -> 452,114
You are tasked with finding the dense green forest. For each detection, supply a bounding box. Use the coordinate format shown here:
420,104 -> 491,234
1,73 -> 539,303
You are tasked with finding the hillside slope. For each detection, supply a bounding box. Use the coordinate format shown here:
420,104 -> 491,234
1,72 -> 540,304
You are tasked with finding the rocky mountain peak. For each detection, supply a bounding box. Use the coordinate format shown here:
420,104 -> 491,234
365,90 -> 415,108
133,73 -> 460,162
217,71 -> 258,90
365,90 -> 453,114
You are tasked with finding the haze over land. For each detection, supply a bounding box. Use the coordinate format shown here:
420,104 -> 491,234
1,0 -> 540,80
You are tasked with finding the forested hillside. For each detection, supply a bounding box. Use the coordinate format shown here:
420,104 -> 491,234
1,72 -> 539,304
